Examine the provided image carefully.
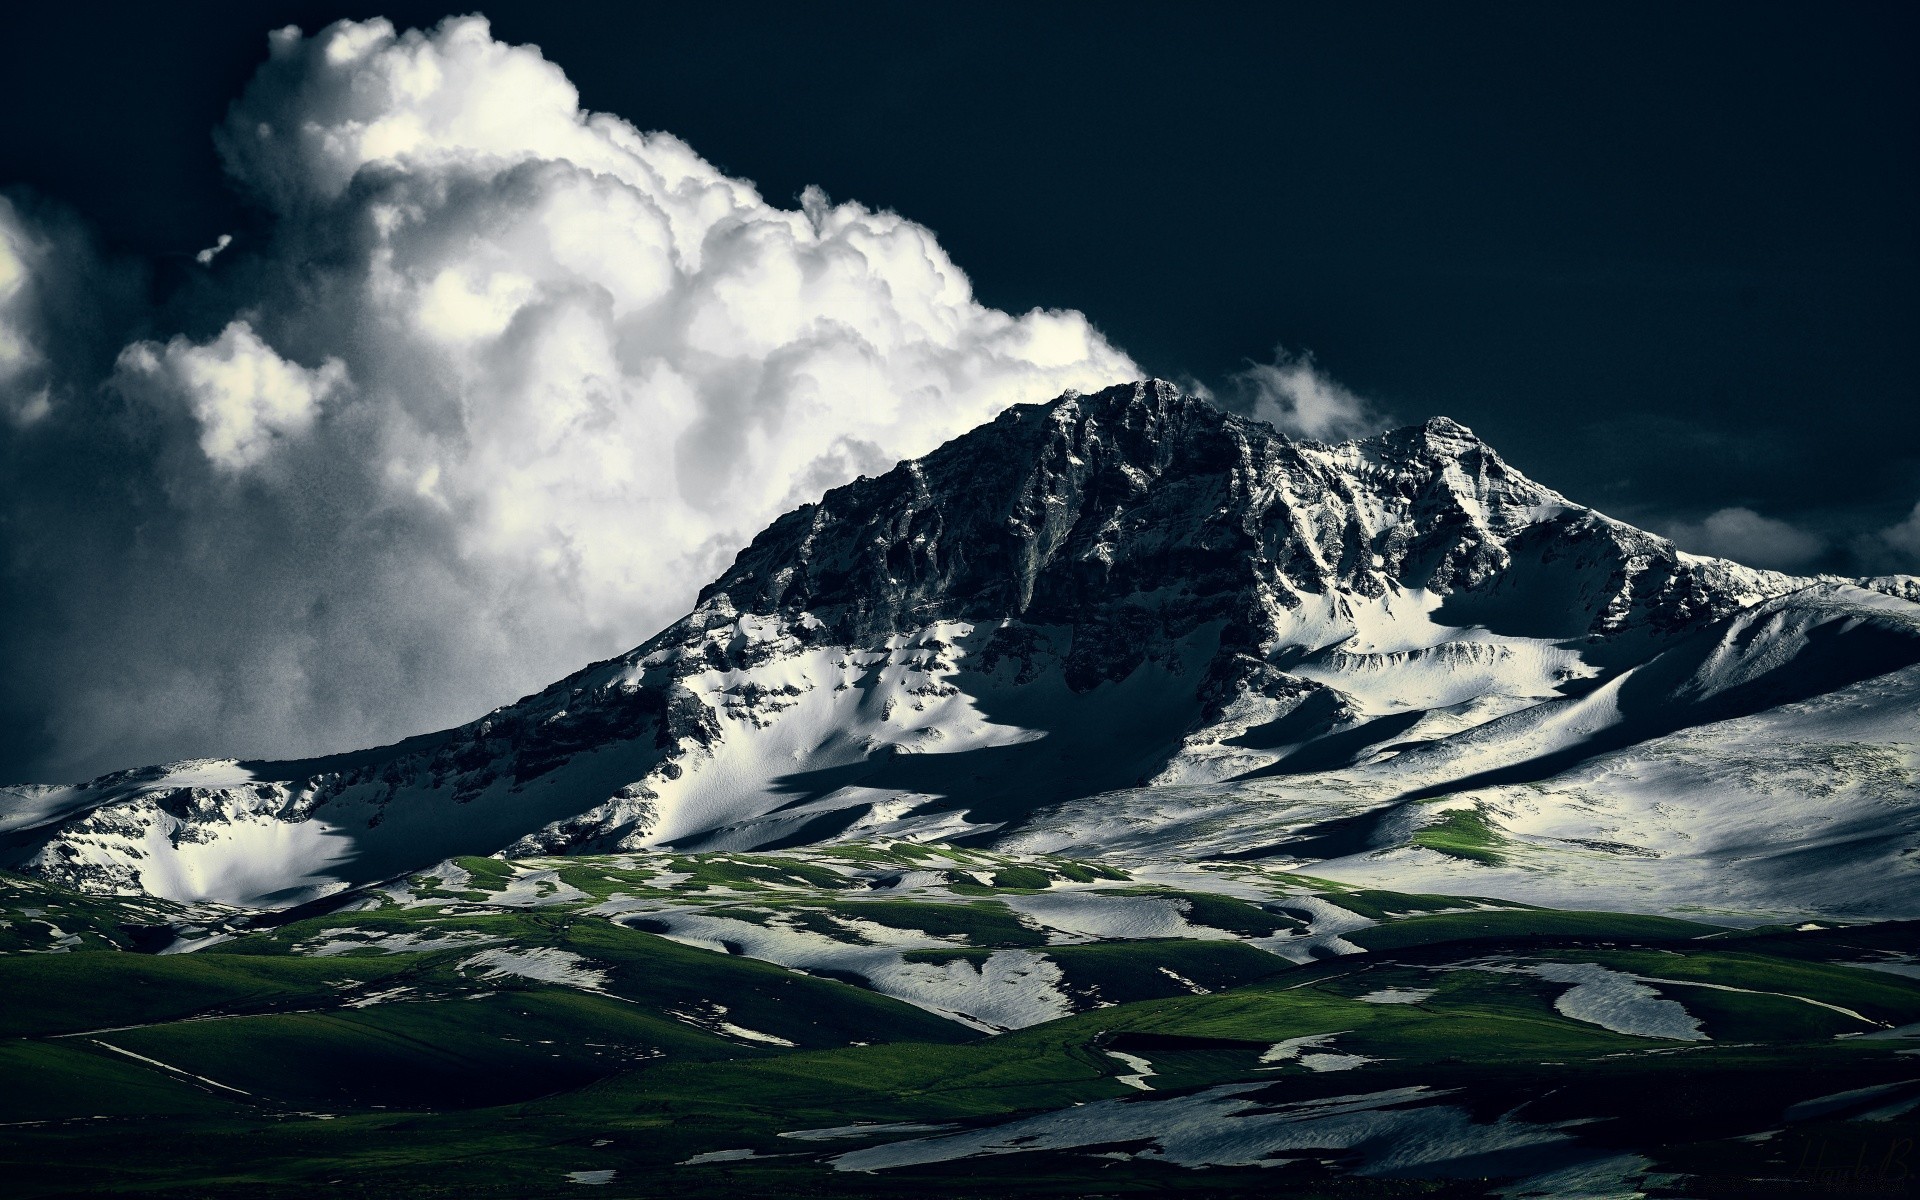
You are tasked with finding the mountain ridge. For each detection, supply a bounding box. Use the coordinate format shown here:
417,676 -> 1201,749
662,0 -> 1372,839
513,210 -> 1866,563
6,380 -> 1917,916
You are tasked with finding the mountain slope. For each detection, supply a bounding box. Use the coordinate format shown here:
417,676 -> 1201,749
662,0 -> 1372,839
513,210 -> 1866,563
6,380 -> 1916,915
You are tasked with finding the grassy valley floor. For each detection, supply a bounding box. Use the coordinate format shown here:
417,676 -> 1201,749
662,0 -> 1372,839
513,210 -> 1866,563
1,846 -> 1916,1198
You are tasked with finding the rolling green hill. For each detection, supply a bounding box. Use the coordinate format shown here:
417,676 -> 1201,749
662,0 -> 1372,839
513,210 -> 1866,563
2,849 -> 1916,1198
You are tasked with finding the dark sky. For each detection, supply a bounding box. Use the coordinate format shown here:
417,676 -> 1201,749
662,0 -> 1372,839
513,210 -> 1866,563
5,2 -> 1915,554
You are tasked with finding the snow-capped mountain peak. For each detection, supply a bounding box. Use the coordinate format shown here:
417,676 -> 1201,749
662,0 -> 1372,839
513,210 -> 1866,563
8,381 -> 1917,919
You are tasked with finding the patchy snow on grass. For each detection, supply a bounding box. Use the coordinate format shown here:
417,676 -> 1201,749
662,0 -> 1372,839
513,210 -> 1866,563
581,892 -> 657,917
1500,962 -> 1706,1042
624,908 -> 1070,1031
681,1149 -> 770,1165
857,869 -> 952,894
1106,1050 -> 1156,1090
1157,966 -> 1212,994
488,869 -> 589,907
719,1021 -> 795,1047
339,985 -> 418,1008
382,862 -> 481,908
664,1000 -> 795,1046
1252,894 -> 1377,962
781,1121 -> 959,1142
1359,987 -> 1435,1004
1258,1032 -> 1376,1072
458,946 -> 609,991
156,928 -> 235,954
301,926 -> 506,956
1005,892 -> 1235,943
879,950 -> 1072,1032
831,1083 -> 1574,1175
416,861 -> 473,893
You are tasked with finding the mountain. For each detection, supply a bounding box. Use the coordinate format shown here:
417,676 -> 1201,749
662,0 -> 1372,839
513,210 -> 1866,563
10,379 -> 1920,1199
7,380 -> 1919,915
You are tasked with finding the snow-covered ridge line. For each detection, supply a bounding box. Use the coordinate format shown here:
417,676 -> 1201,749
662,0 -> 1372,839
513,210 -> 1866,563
4,380 -> 1916,912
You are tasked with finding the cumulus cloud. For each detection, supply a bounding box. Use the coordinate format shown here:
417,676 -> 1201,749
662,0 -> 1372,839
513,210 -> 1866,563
0,16 -> 1136,781
116,322 -> 348,470
1664,506 -> 1826,571
1212,348 -> 1390,442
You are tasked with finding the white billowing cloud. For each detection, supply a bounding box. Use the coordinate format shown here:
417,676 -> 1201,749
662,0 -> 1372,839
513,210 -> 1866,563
116,322 -> 347,470
218,16 -> 652,213
1229,348 -> 1389,441
0,16 -> 1137,780
1666,506 -> 1825,571
205,14 -> 1134,638
204,15 -> 1132,637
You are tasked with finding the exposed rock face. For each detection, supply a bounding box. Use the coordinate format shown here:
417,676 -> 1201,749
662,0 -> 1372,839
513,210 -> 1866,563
6,380 -> 1914,908
694,380 -> 1792,689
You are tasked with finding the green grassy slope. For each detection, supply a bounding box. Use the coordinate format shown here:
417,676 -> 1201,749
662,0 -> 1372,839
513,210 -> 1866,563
1,849 -> 1914,1199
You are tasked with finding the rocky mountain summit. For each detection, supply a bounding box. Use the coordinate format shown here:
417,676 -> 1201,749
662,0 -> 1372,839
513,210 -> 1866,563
713,382 -> 1766,645
7,381 -> 1918,915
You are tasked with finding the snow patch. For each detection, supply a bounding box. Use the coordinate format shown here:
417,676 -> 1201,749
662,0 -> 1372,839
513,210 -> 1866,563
1259,1031 -> 1376,1072
458,946 -> 609,991
1358,987 -> 1435,1004
1105,1050 -> 1156,1090
831,1083 -> 1573,1175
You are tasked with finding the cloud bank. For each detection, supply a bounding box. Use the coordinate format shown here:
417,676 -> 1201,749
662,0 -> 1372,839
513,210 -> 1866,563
1663,503 -> 1920,576
1663,506 -> 1827,571
0,16 -> 1135,781
1877,502 -> 1920,563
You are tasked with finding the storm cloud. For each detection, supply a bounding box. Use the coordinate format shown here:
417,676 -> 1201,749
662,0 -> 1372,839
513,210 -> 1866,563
0,16 -> 1135,781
